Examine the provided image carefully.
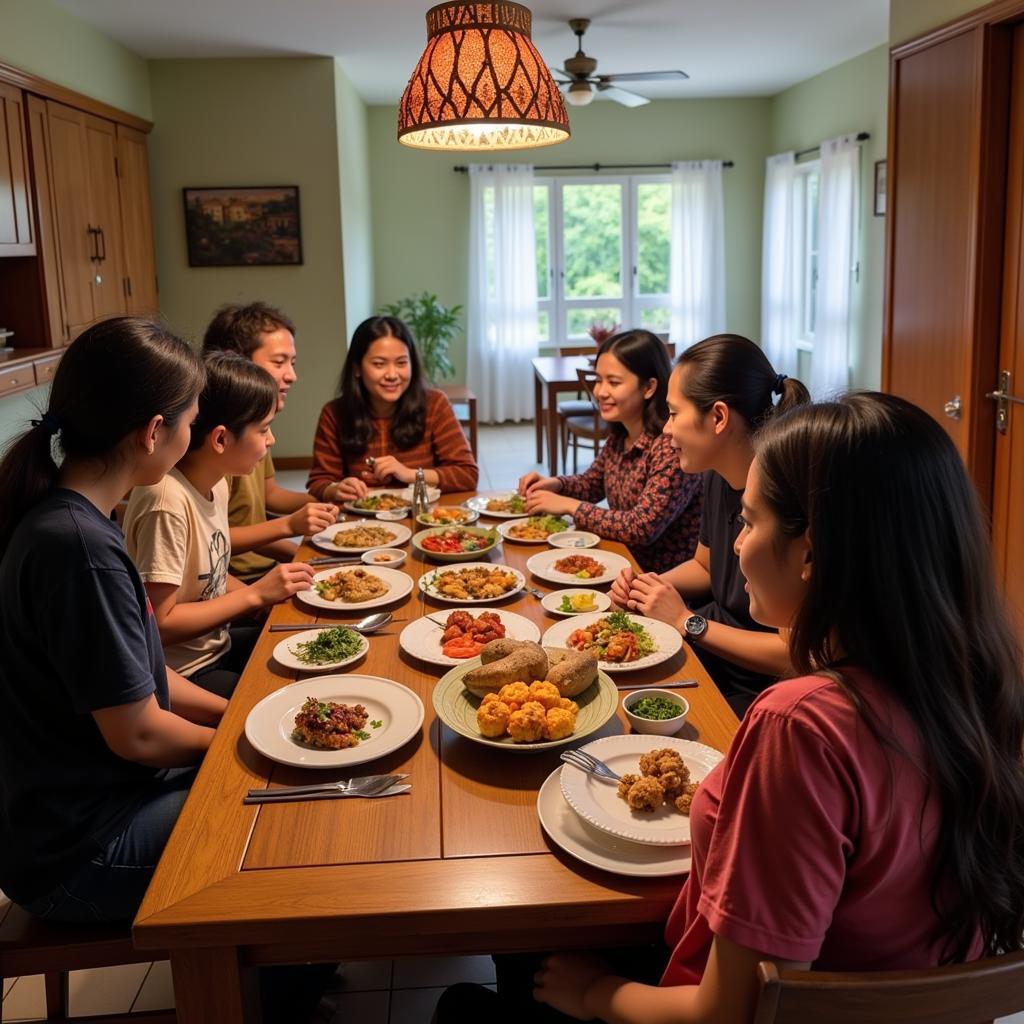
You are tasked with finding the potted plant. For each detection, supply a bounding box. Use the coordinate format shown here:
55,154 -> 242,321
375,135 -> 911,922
588,320 -> 620,345
380,292 -> 462,384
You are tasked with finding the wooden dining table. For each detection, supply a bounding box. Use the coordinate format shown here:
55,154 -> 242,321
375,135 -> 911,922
532,354 -> 595,476
133,496 -> 740,1023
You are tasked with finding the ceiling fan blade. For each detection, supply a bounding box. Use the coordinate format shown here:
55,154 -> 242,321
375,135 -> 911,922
597,70 -> 690,83
595,83 -> 650,108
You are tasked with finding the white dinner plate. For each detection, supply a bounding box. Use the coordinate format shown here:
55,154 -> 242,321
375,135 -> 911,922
296,566 -> 414,611
547,531 -> 601,549
540,589 -> 613,617
559,735 -> 723,846
399,608 -> 541,667
432,653 -> 618,752
344,485 -> 440,515
271,627 -> 369,672
311,521 -> 412,554
464,492 -> 529,518
537,768 -> 691,877
526,547 -> 632,586
418,562 -> 526,604
244,675 -> 425,769
541,612 -> 682,673
495,516 -> 572,544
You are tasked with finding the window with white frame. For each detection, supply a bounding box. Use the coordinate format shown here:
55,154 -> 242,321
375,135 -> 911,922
794,161 -> 820,375
533,175 -> 672,346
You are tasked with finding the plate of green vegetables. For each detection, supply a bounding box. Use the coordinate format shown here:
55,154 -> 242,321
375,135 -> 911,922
272,626 -> 369,672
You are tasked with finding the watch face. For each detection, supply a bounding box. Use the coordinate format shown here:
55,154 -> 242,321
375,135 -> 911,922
685,615 -> 706,637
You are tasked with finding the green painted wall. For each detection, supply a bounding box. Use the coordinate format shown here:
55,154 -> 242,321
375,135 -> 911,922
0,0 -> 151,119
890,0 -> 991,44
368,97 -> 772,384
770,44 -> 890,390
335,60 -> 374,339
148,58 -> 348,458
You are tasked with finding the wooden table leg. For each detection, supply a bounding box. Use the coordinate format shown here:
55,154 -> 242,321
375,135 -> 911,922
170,947 -> 259,1023
547,382 -> 560,476
468,395 -> 478,459
534,370 -> 543,464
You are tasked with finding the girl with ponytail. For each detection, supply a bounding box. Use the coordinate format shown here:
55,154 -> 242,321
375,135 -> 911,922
0,317 -> 226,923
610,333 -> 810,715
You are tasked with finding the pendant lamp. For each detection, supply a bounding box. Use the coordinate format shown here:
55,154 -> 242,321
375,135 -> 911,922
398,2 -> 570,151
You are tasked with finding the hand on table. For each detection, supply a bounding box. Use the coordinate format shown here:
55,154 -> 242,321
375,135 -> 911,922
627,572 -> 690,630
333,477 -> 368,502
533,953 -> 611,1020
286,502 -> 339,537
518,471 -> 561,496
251,562 -> 316,607
609,566 -> 635,609
366,455 -> 414,486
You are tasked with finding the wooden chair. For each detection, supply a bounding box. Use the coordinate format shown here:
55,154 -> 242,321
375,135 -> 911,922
0,899 -> 173,1023
436,383 -> 478,457
752,951 -> 1024,1024
555,344 -> 598,442
560,368 -> 608,473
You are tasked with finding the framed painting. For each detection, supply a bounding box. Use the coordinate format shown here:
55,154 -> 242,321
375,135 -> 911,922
183,186 -> 303,266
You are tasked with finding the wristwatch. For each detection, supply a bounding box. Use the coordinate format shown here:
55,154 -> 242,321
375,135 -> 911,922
683,614 -> 709,643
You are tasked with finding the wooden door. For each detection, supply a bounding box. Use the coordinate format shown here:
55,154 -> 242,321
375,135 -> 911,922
45,101 -> 96,337
883,26 -> 1010,499
0,83 -> 34,255
83,113 -> 126,319
116,124 -> 158,315
991,24 -> 1024,636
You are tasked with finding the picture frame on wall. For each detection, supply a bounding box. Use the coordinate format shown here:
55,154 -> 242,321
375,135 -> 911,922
873,160 -> 887,217
183,186 -> 303,266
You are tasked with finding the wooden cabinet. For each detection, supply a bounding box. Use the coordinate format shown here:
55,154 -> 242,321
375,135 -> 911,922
0,81 -> 34,255
116,124 -> 158,315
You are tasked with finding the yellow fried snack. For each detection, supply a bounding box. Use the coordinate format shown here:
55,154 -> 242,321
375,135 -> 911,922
507,700 -> 546,743
557,697 -> 577,711
657,769 -> 688,800
626,776 -> 665,812
674,782 -> 699,815
528,680 -> 562,710
639,747 -> 688,782
544,706 -> 576,741
476,698 -> 511,738
617,773 -> 640,799
497,681 -> 531,711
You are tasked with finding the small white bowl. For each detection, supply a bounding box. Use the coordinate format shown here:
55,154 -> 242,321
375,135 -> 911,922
361,547 -> 408,568
622,689 -> 690,736
548,530 -> 600,549
375,508 -> 409,521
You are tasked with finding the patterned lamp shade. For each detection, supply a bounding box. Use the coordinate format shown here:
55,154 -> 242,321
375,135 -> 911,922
398,2 -> 570,151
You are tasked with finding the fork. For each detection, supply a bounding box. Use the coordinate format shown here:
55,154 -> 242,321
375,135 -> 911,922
525,586 -> 545,599
244,783 -> 410,805
560,748 -> 621,782
245,773 -> 407,800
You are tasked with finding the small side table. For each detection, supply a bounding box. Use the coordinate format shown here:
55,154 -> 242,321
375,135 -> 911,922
437,384 -> 479,458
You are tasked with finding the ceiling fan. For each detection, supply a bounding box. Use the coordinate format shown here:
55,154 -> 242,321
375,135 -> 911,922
552,18 -> 689,108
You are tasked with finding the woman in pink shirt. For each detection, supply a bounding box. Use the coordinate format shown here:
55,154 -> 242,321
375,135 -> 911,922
439,392 -> 1024,1024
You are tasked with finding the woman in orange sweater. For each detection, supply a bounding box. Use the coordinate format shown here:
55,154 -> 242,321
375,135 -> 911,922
308,316 -> 478,502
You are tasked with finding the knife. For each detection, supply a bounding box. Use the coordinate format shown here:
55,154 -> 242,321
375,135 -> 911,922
244,784 -> 410,805
616,679 -> 699,691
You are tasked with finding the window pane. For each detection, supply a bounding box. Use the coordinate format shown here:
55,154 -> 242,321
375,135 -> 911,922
637,183 -> 670,296
567,307 -> 621,338
639,306 -> 671,333
538,309 -> 550,342
534,185 -> 550,300
562,183 -> 622,299
484,186 -> 495,299
807,172 -> 819,337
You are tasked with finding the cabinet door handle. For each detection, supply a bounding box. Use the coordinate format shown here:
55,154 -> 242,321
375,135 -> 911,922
96,227 -> 107,262
87,224 -> 99,261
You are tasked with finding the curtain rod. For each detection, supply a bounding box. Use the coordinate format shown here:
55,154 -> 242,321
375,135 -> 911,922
453,160 -> 734,173
795,131 -> 870,161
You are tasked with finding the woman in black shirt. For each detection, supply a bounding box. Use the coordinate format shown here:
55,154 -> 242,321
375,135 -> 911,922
611,334 -> 809,715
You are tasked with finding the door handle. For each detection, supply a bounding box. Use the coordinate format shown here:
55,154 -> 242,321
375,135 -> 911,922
943,396 -> 962,420
984,370 -> 1024,434
86,224 -> 99,261
96,227 -> 106,262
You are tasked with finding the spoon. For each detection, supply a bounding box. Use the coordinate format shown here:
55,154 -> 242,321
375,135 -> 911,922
269,612 -> 399,634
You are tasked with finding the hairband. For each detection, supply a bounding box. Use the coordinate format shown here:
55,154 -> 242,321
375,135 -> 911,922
773,373 -> 788,396
30,412 -> 61,436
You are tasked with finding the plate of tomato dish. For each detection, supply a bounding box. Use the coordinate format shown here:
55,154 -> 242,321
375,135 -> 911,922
399,608 -> 541,667
412,526 -> 499,562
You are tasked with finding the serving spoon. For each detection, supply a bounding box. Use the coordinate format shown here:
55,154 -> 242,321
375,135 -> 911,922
269,612 -> 399,634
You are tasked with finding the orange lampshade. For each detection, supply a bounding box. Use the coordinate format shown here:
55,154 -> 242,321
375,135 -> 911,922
398,2 -> 570,151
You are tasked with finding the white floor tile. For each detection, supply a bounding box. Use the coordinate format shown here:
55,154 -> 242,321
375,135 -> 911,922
388,986 -> 446,1024
2,973 -> 45,1020
133,960 -> 175,1011
392,954 -> 495,989
327,988 -> 389,1024
996,1014 -> 1024,1023
329,960 -> 393,993
69,962 -> 150,1016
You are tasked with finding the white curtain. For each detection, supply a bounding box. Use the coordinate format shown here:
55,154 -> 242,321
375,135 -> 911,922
811,135 -> 860,398
467,164 -> 538,423
669,160 -> 726,350
761,152 -> 799,378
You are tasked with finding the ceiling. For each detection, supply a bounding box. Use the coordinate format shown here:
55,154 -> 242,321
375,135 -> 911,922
53,0 -> 889,103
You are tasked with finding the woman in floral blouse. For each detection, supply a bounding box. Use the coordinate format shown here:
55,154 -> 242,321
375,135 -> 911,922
519,330 -> 702,573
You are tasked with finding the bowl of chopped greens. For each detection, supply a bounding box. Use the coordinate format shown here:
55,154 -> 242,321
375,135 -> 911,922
622,689 -> 690,736
272,626 -> 369,672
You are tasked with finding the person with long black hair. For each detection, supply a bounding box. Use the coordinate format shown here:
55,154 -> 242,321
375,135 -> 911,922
611,334 -> 809,713
0,317 -> 223,923
518,329 -> 703,573
308,315 -> 478,501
